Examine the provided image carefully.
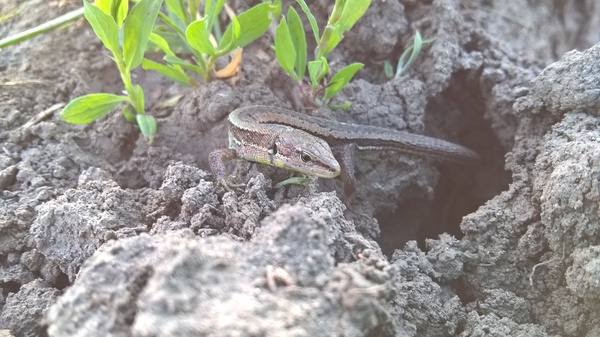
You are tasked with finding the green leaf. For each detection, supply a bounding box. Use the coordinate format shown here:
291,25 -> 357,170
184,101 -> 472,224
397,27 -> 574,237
153,24 -> 189,52
319,57 -> 330,81
205,0 -> 226,33
270,0 -> 282,18
397,31 -> 422,75
123,0 -> 163,71
316,0 -> 371,58
136,114 -> 157,144
132,84 -> 145,113
142,58 -> 194,86
114,0 -> 129,27
95,0 -> 128,27
328,0 -> 343,25
96,0 -> 112,15
383,60 -> 393,79
287,6 -> 306,81
164,54 -> 205,74
165,0 -> 189,26
234,3 -> 272,48
83,1 -> 120,56
308,57 -> 328,88
396,31 -> 435,78
60,93 -> 129,124
274,17 -> 297,81
122,106 -> 136,123
149,32 -> 175,56
295,0 -> 319,44
273,176 -> 312,189
188,0 -> 201,21
337,0 -> 371,32
158,9 -> 186,35
324,62 -> 363,99
186,18 -> 216,56
321,25 -> 343,56
308,60 -> 321,88
328,102 -> 351,110
218,15 -> 240,55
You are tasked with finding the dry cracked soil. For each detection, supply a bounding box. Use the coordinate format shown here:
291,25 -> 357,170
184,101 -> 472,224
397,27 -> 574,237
1,0 -> 600,336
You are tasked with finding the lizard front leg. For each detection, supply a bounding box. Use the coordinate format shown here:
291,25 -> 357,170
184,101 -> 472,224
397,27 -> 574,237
209,148 -> 244,191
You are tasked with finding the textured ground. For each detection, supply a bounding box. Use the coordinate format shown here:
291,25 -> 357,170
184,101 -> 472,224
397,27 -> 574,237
1,0 -> 600,336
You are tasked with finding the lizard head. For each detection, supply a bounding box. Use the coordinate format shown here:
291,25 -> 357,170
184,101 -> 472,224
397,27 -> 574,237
271,128 -> 341,178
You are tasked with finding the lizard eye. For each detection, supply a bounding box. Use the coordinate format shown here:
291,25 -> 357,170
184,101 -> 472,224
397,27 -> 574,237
300,151 -> 312,163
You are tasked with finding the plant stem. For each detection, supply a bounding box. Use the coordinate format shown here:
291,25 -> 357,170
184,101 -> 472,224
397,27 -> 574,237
204,56 -> 216,81
0,7 -> 84,48
114,56 -> 141,113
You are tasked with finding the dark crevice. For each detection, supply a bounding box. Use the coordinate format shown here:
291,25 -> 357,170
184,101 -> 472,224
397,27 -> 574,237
53,272 -> 70,290
420,70 -> 511,246
376,69 -> 511,255
114,168 -> 149,189
464,32 -> 491,53
464,33 -> 480,53
453,273 -> 480,306
123,266 -> 153,326
116,131 -> 139,163
73,123 -> 141,188
1,281 -> 21,296
376,196 -> 431,258
73,125 -> 138,165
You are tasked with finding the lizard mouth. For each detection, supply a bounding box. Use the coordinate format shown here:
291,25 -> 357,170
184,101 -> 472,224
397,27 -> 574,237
304,161 -> 341,179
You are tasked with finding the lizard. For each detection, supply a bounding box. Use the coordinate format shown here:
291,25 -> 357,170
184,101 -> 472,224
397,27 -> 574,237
209,105 -> 479,192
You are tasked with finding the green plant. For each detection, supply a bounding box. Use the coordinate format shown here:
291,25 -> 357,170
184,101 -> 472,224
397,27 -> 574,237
384,31 -> 435,79
60,0 -> 163,144
274,0 -> 371,108
143,0 -> 277,84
